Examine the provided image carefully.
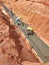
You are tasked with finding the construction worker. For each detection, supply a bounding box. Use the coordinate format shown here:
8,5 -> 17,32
17,17 -> 24,26
27,27 -> 34,35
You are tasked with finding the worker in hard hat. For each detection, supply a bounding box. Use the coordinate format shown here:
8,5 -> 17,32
27,27 -> 34,35
27,27 -> 33,31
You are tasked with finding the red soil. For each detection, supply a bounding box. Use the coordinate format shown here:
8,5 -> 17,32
0,9 -> 40,65
0,0 -> 49,65
1,0 -> 49,45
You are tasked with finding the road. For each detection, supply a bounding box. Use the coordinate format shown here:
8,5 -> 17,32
1,3 -> 49,63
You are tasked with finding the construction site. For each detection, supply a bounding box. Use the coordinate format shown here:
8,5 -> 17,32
0,0 -> 49,65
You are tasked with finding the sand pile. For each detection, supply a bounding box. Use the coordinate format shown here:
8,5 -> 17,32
1,0 -> 49,45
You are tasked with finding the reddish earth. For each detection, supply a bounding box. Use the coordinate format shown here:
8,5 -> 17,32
1,0 -> 49,46
0,9 -> 40,65
0,0 -> 49,65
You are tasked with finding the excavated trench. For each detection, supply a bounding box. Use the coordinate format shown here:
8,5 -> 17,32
0,9 -> 40,65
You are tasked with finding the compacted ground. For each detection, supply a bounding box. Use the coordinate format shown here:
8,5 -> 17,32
0,9 -> 41,65
1,0 -> 49,45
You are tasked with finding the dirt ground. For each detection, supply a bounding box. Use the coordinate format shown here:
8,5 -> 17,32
0,0 -> 49,65
0,9 -> 41,65
1,0 -> 49,46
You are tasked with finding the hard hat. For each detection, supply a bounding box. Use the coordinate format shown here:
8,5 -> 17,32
27,27 -> 33,31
